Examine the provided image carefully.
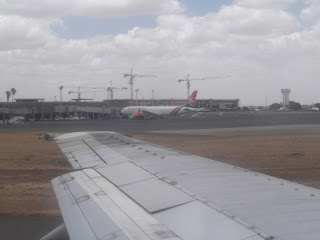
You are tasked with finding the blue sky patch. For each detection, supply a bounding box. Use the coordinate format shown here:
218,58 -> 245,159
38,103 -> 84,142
180,0 -> 233,15
286,0 -> 307,16
52,15 -> 157,39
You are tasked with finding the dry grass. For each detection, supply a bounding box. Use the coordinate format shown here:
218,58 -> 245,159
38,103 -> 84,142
0,132 -> 72,216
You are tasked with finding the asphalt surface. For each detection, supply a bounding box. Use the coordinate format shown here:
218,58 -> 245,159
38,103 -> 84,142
0,216 -> 63,240
1,111 -> 320,135
150,124 -> 320,136
1,111 -> 320,240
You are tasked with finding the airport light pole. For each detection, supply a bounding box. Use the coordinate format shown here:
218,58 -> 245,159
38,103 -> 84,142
59,86 -> 63,117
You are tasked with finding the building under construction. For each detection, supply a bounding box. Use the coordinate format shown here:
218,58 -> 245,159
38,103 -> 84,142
0,98 -> 239,120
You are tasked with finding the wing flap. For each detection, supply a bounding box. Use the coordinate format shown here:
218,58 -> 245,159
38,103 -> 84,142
120,178 -> 194,213
95,162 -> 156,187
154,201 -> 264,240
52,177 -> 98,240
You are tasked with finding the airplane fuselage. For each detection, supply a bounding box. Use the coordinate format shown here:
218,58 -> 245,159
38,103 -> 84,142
121,106 -> 189,116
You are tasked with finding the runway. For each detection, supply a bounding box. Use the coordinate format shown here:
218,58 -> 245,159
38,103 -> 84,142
1,111 -> 320,135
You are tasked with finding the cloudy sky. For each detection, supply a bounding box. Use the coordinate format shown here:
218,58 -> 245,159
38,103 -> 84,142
0,0 -> 320,105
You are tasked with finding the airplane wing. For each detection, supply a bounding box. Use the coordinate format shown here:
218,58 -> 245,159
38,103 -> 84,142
128,110 -> 159,119
191,112 -> 205,118
182,107 -> 210,112
43,132 -> 320,240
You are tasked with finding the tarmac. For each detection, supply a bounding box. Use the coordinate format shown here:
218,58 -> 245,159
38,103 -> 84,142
1,111 -> 320,135
1,111 -> 320,240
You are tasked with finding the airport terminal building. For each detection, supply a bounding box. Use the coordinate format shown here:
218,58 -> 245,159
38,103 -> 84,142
0,98 -> 239,120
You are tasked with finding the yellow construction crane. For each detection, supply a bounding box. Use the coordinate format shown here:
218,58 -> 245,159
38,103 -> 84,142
107,81 -> 127,100
178,74 -> 230,98
124,68 -> 156,101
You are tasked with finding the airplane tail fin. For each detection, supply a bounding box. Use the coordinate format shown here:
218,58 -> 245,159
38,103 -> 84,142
169,91 -> 198,116
182,91 -> 198,108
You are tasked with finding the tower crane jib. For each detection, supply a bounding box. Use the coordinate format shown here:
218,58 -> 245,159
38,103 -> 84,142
178,74 -> 230,98
107,80 -> 127,100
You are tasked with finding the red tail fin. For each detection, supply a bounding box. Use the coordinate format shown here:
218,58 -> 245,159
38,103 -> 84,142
182,91 -> 198,107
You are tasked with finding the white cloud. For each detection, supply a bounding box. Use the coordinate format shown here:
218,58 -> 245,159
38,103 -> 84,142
300,0 -> 320,21
235,0 -> 297,9
0,0 -> 183,18
0,1 -> 320,105
0,15 -> 53,50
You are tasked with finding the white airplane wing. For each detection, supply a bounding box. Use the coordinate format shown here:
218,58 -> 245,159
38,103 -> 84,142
129,110 -> 161,119
44,132 -> 320,240
183,107 -> 209,112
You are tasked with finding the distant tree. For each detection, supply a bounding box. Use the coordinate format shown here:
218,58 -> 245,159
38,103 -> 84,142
5,91 -> 11,102
11,88 -> 16,102
269,103 -> 281,110
289,101 -> 302,111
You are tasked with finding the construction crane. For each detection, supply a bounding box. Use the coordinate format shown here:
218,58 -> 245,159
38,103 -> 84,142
68,86 -> 106,102
107,81 -> 127,100
124,68 -> 156,101
178,74 -> 230,98
135,88 -> 139,100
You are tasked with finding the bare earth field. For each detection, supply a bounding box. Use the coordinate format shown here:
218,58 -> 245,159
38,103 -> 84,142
0,132 -> 72,216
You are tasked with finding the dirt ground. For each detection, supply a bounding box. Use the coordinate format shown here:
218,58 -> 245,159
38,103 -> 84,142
134,134 -> 320,189
0,132 -> 72,216
1,132 -> 320,217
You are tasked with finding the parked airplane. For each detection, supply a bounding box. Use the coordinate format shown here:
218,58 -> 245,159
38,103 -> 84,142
121,91 -> 206,119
